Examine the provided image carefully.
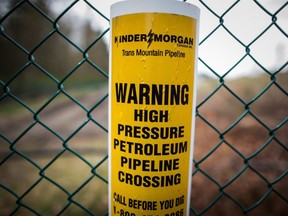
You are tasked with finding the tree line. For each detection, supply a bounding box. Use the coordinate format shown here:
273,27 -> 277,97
0,1 -> 109,98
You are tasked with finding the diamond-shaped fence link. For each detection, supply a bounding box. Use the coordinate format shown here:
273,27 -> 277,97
0,0 -> 287,215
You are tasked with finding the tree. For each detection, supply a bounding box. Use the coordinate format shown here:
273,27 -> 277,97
0,0 -> 109,98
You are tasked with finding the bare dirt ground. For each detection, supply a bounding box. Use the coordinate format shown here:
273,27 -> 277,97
0,87 -> 108,155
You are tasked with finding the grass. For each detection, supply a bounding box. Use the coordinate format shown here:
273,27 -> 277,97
0,152 -> 108,216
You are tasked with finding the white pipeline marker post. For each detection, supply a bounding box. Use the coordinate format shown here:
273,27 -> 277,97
109,0 -> 200,215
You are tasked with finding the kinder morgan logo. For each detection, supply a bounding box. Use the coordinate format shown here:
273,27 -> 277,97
114,30 -> 193,48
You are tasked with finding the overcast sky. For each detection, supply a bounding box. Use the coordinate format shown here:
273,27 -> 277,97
52,0 -> 288,78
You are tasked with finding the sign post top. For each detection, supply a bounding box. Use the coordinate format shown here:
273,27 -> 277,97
111,0 -> 200,20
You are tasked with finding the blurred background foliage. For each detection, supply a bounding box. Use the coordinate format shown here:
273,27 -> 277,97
0,0 -> 108,100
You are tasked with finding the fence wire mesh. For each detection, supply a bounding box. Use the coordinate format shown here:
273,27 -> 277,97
0,0 -> 287,215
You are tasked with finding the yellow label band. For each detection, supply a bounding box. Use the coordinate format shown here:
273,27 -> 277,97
110,11 -> 198,216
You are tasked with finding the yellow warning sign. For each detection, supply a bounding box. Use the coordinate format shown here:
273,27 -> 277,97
110,12 -> 197,216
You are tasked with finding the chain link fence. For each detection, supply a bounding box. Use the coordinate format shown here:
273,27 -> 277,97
0,0 -> 287,215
